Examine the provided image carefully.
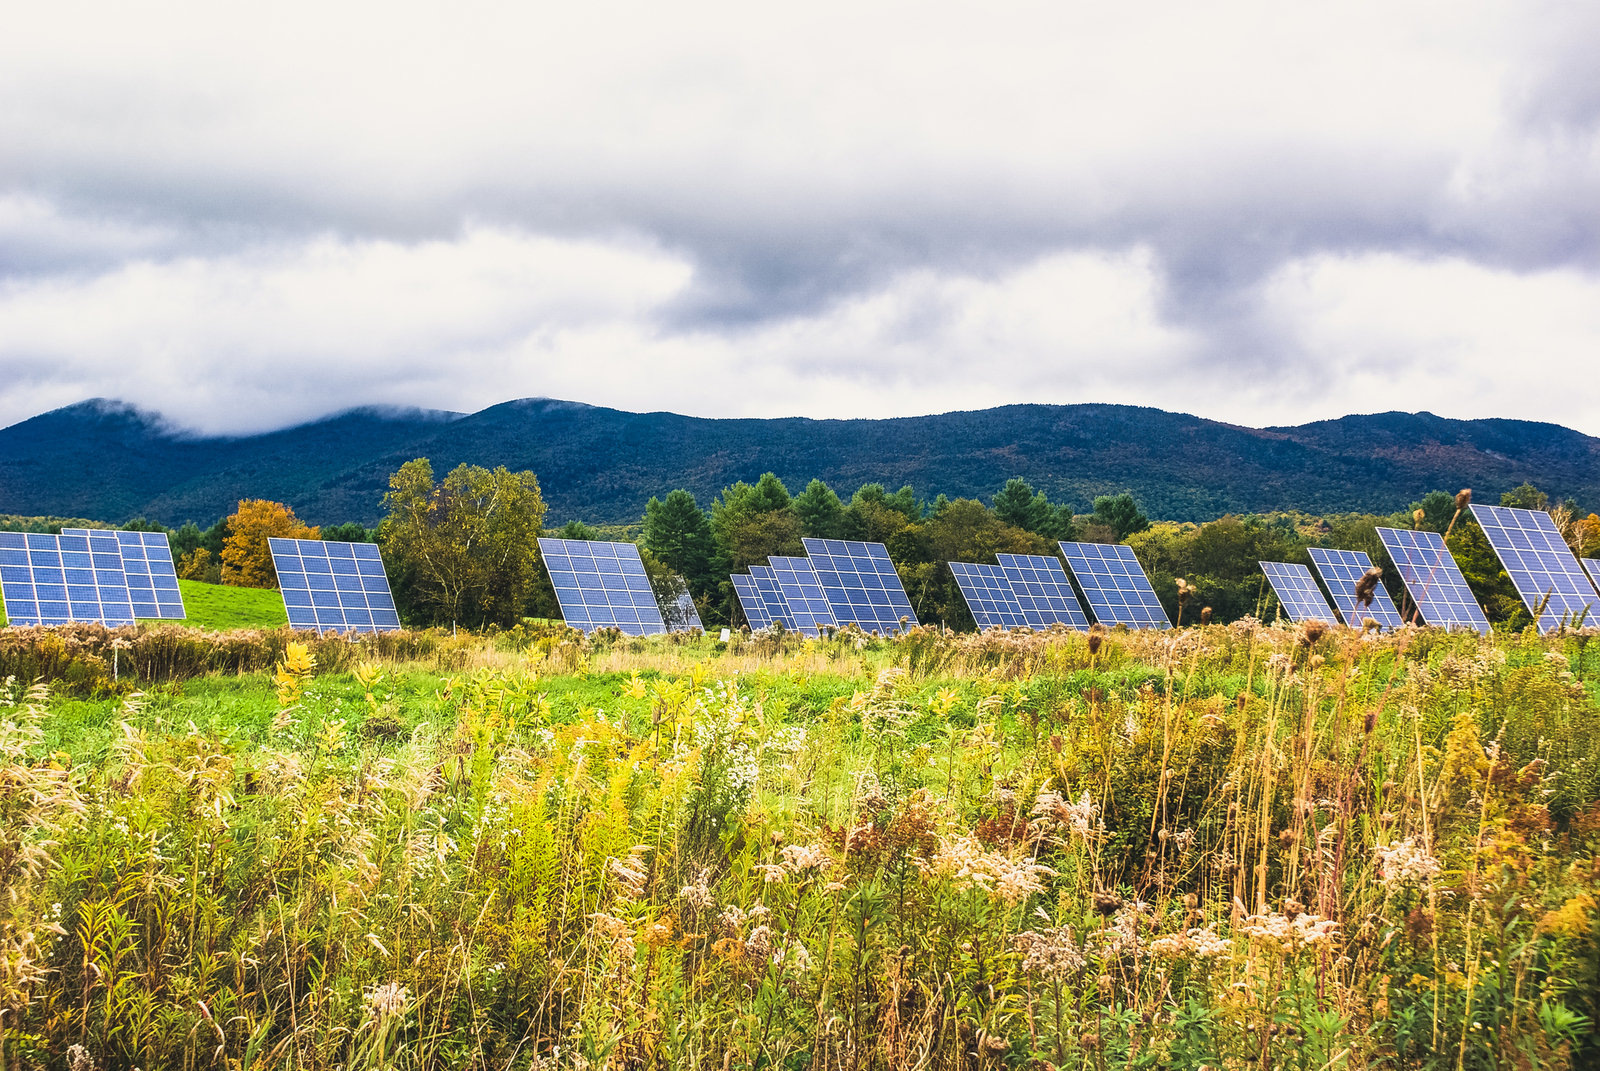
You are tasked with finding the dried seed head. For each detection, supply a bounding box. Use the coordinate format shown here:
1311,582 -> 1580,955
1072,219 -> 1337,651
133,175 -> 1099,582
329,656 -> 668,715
1182,892 -> 1199,910
1093,890 -> 1123,916
1364,710 -> 1378,734
1278,829 -> 1295,850
1283,896 -> 1305,919
1455,489 -> 1472,512
1413,509 -> 1426,528
1354,567 -> 1382,608
1200,606 -> 1213,624
1299,621 -> 1327,647
1227,801 -> 1239,822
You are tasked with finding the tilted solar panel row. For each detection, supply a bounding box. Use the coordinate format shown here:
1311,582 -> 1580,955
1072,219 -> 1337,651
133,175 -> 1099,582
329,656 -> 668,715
269,537 -> 401,634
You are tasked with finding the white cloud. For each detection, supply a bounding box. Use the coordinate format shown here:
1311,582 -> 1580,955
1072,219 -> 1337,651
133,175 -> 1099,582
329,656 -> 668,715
0,0 -> 1597,435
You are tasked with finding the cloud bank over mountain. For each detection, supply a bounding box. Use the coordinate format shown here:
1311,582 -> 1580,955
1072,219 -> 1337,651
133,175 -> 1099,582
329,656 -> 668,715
2,1 -> 1597,435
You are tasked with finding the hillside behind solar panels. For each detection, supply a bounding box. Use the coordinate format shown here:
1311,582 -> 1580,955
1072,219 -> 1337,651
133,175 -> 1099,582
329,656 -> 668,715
4,397 -> 1600,527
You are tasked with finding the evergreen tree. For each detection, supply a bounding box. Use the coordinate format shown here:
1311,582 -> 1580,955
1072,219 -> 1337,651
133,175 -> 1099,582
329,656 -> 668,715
642,489 -> 713,593
1091,492 -> 1151,540
793,479 -> 848,538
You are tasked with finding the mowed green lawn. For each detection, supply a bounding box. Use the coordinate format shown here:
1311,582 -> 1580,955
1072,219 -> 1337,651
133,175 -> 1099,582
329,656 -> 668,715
0,578 -> 288,631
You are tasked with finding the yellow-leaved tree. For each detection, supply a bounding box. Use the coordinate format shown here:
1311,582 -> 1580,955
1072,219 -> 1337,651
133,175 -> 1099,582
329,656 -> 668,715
378,459 -> 546,628
221,500 -> 319,588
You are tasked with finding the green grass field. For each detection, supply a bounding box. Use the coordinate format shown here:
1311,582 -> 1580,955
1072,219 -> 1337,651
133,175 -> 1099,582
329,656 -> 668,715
0,577 -> 288,631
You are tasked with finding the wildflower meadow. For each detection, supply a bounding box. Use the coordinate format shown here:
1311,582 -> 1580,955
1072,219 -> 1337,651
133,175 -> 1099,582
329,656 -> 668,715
2,619 -> 1598,1069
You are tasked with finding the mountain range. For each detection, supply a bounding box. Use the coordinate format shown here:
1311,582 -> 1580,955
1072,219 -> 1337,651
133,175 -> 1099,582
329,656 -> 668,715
2,398 -> 1597,527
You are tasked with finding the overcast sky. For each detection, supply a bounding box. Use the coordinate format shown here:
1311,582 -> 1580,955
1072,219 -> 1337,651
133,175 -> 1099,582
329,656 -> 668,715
2,1 -> 1598,436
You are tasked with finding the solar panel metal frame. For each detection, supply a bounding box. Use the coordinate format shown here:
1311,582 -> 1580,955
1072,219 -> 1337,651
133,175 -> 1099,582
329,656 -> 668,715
949,561 -> 1028,630
1260,561 -> 1339,625
1,531 -> 137,626
662,574 -> 705,633
1585,559 -> 1600,592
538,537 -> 665,636
800,537 -> 919,635
767,556 -> 838,636
270,537 -> 402,634
730,573 -> 774,630
61,528 -> 188,619
1056,542 -> 1172,629
996,552 -> 1091,629
1470,505 -> 1600,633
1374,527 -> 1491,634
750,565 -> 796,630
1307,548 -> 1406,629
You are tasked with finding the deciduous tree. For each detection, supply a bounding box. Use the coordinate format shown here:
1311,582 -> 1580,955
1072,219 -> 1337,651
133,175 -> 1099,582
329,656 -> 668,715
221,500 -> 318,587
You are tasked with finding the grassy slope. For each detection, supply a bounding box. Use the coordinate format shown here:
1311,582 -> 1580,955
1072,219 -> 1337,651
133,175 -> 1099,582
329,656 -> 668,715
0,578 -> 288,631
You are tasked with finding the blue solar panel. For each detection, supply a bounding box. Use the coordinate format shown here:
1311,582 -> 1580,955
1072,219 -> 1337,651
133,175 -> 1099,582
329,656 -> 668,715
996,552 -> 1090,629
663,575 -> 704,632
750,566 -> 795,629
768,557 -> 837,636
539,538 -> 665,636
1586,559 -> 1600,592
1307,548 -> 1406,629
269,538 -> 402,634
730,573 -> 774,630
1374,528 -> 1490,634
1260,561 -> 1338,624
1057,542 -> 1171,629
801,538 -> 918,635
62,529 -> 188,620
1470,505 -> 1600,633
0,531 -> 137,626
949,562 -> 1027,630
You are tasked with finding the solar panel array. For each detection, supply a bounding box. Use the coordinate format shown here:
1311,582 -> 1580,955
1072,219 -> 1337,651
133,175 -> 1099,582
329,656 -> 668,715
1470,505 -> 1600,633
0,531 -> 138,626
801,538 -> 918,634
730,573 -> 774,630
949,562 -> 1028,630
1587,559 -> 1600,591
768,557 -> 837,636
270,538 -> 401,634
1260,561 -> 1338,624
1307,548 -> 1406,629
750,566 -> 794,629
1374,528 -> 1491,634
997,552 -> 1090,629
1057,542 -> 1171,628
664,576 -> 705,633
63,529 -> 187,620
539,538 -> 665,636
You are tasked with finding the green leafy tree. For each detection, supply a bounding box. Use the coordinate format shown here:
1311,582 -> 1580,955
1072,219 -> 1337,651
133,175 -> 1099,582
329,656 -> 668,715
1408,491 -> 1458,534
1091,492 -> 1151,541
322,522 -> 373,543
378,459 -> 547,629
1501,483 -> 1549,511
993,478 -> 1078,541
642,489 -> 714,594
556,520 -> 599,540
710,474 -> 799,570
793,479 -> 848,538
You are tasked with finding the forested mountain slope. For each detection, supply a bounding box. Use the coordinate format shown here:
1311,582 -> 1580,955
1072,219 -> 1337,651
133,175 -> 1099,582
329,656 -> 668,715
3,397 -> 1596,526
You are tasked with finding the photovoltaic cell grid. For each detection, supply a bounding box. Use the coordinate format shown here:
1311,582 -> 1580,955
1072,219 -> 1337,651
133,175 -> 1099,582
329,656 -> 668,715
1260,561 -> 1338,624
0,531 -> 137,626
948,562 -> 1027,630
1586,559 -> 1600,592
730,574 -> 774,630
1057,542 -> 1171,629
270,538 -> 401,634
750,566 -> 794,629
996,553 -> 1090,629
538,538 -> 664,636
666,578 -> 705,633
1374,528 -> 1491,635
1470,505 -> 1600,633
1307,548 -> 1406,629
768,557 -> 838,636
801,538 -> 919,634
63,529 -> 187,619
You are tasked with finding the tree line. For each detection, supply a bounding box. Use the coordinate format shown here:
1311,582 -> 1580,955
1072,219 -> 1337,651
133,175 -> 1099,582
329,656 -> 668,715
45,464 -> 1600,634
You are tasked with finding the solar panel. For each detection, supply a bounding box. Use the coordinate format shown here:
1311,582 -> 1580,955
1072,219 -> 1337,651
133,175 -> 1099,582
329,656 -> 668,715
1469,505 -> 1600,633
750,566 -> 796,630
801,538 -> 919,635
730,573 -> 774,630
1374,528 -> 1491,634
996,552 -> 1091,629
0,531 -> 137,626
1260,561 -> 1338,624
1307,548 -> 1406,629
269,537 -> 402,634
60,528 -> 188,619
948,562 -> 1028,630
767,557 -> 838,636
660,574 -> 705,633
538,538 -> 665,636
1585,559 -> 1600,594
1057,542 -> 1172,629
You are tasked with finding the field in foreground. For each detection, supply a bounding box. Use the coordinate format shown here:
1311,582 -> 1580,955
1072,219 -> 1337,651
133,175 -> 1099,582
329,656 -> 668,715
3,622 -> 1600,1070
